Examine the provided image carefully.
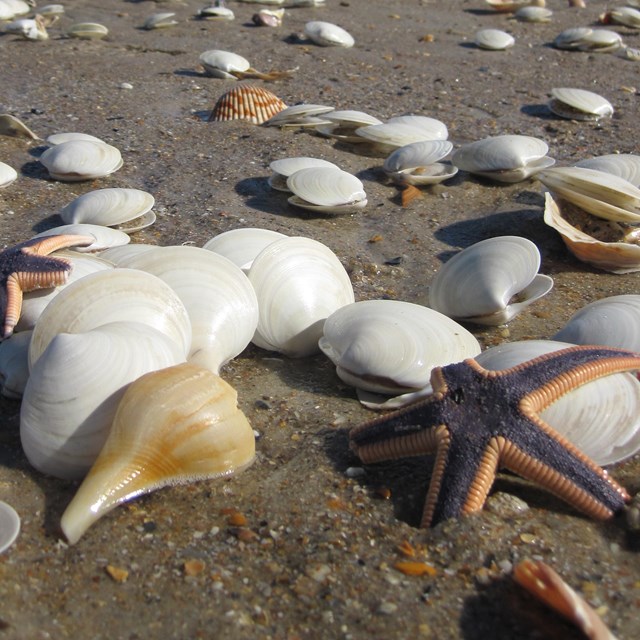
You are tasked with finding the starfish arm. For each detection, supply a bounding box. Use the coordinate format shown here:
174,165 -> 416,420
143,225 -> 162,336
20,234 -> 95,257
3,275 -> 25,339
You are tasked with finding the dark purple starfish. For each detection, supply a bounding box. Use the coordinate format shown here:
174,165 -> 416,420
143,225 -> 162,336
0,234 -> 94,338
350,346 -> 640,527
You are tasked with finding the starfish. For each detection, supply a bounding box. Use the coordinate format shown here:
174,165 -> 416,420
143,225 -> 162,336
349,346 -> 640,528
0,234 -> 94,339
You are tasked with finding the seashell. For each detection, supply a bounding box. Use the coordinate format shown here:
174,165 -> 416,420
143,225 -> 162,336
60,188 -> 156,232
39,4 -> 65,19
67,22 -> 109,40
0,330 -> 31,399
263,104 -> 334,128
208,85 -> 287,125
543,193 -> 640,274
383,140 -> 458,185
121,246 -> 259,374
198,6 -> 235,20
485,0 -> 543,11
356,115 -> 448,153
252,8 -> 284,27
28,268 -> 192,366
287,167 -> 367,214
0,501 -> 20,554
33,224 -> 130,252
0,114 -> 40,140
0,161 -> 18,188
537,166 -> 640,223
514,6 -> 552,22
452,135 -> 554,183
315,110 -> 383,141
39,139 -> 123,181
575,154 -> 640,187
554,295 -> 640,352
248,237 -> 354,357
548,87 -> 613,121
428,236 -> 553,325
600,8 -> 640,29
553,27 -> 622,52
268,157 -> 340,191
474,28 -> 515,50
46,132 -> 105,146
304,21 -> 354,48
98,243 -> 157,265
21,322 -> 187,480
2,0 -> 31,17
143,12 -> 178,29
5,15 -> 49,40
60,363 -> 255,544
199,50 -> 250,79
476,340 -> 640,466
203,228 -> 287,272
319,300 -> 481,397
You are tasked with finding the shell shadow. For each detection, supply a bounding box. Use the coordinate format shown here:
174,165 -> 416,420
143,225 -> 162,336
520,104 -> 559,120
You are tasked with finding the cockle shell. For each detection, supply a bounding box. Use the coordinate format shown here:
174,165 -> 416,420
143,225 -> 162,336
304,21 -> 354,47
287,167 -> 367,214
268,157 -> 339,192
203,227 -> 287,271
248,237 -> 355,357
476,340 -> 640,466
60,363 -> 255,544
452,135 -> 554,183
20,321 -> 186,479
208,85 -> 287,125
548,88 -> 613,121
428,236 -> 553,325
474,28 -> 515,50
0,162 -> 18,188
60,188 -> 156,232
39,139 -> 123,181
319,300 -> 481,397
383,140 -> 458,185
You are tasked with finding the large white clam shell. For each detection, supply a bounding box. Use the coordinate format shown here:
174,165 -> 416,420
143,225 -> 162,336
60,188 -> 156,233
356,115 -> 448,152
0,330 -> 31,399
548,88 -> 613,121
46,132 -> 105,146
263,104 -> 334,128
452,135 -> 554,183
0,162 -> 17,188
28,268 -> 192,367
554,295 -> 640,351
316,110 -> 383,141
319,300 -> 481,395
60,363 -> 255,544
121,246 -> 259,373
98,243 -> 157,265
304,21 -> 354,47
20,321 -> 186,480
287,167 -> 367,214
67,22 -> 108,40
554,27 -> 622,52
428,236 -> 553,325
268,157 -> 339,192
476,340 -> 640,466
199,50 -> 251,79
203,227 -> 287,272
474,28 -> 515,50
33,224 -> 130,252
248,237 -> 355,357
39,139 -> 123,181
383,140 -> 458,185
575,154 -> 640,188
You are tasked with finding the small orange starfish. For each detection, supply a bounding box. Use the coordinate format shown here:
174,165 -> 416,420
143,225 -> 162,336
0,234 -> 94,338
350,346 -> 640,527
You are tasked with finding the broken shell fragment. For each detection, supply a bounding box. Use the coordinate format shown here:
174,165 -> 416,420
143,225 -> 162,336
304,21 -> 354,47
474,28 -> 515,50
208,85 -> 287,124
5,15 -> 49,40
60,363 -> 256,544
548,87 -> 613,121
0,114 -> 40,140
39,139 -> 123,182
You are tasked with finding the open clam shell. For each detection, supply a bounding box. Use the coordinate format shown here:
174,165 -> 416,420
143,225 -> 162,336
575,154 -> 640,187
287,167 -> 367,214
383,140 -> 458,185
319,300 -> 480,396
428,236 -> 553,325
199,50 -> 250,79
554,27 -> 622,52
268,157 -> 339,191
316,110 -> 383,141
60,363 -> 255,544
304,21 -> 354,47
263,104 -> 334,128
356,115 -> 448,153
476,340 -> 640,466
548,88 -> 613,121
203,227 -> 287,271
39,139 -> 123,181
248,236 -> 354,357
60,188 -> 156,232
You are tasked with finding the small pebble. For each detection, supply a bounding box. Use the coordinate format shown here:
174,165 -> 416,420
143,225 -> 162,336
119,82 -> 134,90
345,466 -> 365,478
377,601 -> 398,615
105,565 -> 129,583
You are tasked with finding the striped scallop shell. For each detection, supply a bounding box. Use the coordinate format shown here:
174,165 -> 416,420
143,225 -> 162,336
208,85 -> 287,125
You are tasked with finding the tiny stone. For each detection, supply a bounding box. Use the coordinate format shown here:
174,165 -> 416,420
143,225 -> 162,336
345,466 -> 365,478
119,82 -> 134,90
377,601 -> 398,615
485,491 -> 530,517
105,565 -> 129,583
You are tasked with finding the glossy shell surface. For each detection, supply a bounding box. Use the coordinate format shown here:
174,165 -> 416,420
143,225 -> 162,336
208,85 -> 287,124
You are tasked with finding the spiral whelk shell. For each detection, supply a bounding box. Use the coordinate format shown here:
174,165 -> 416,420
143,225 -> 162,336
208,85 -> 287,125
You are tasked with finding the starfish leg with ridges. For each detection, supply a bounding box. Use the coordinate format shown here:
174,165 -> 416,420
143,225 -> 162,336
349,346 -> 640,528
0,234 -> 95,339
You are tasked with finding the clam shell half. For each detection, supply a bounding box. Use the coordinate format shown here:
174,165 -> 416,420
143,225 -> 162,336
287,167 -> 367,214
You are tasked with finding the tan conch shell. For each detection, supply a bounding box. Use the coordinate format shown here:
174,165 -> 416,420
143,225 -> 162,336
60,363 -> 255,545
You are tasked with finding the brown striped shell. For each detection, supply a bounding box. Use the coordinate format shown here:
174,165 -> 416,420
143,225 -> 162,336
208,85 -> 287,125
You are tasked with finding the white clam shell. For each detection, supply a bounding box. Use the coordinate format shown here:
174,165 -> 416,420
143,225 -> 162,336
28,268 -> 192,367
319,300 -> 481,395
0,161 -> 17,188
549,88 -> 613,121
428,236 -> 553,325
0,330 -> 31,399
33,224 -> 130,252
474,28 -> 515,50
40,139 -> 123,181
143,12 -> 178,29
263,104 -> 334,127
46,132 -> 105,146
0,501 -> 20,554
98,243 -> 157,265
316,110 -> 383,141
452,135 -> 554,182
607,7 -> 640,28
60,363 -> 255,544
199,50 -> 250,78
21,321 -> 187,479
356,116 -> 448,151
476,340 -> 640,465
554,295 -> 640,351
575,154 -> 640,188
67,22 -> 108,39
383,140 -> 458,185
198,6 -> 235,20
287,167 -> 367,213
248,237 -> 355,357
514,6 -> 552,22
203,227 -> 287,272
268,157 -> 339,192
554,27 -> 622,52
304,21 -> 354,47
60,188 -> 156,232
122,246 -> 259,373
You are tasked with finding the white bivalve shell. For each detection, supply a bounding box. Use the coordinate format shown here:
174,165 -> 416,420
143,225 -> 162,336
554,27 -> 622,52
0,162 -> 17,188
304,21 -> 354,47
0,330 -> 31,399
474,28 -> 515,50
263,104 -> 334,128
268,157 -> 339,192
287,167 -> 367,214
383,140 -> 458,185
319,300 -> 480,403
476,340 -> 640,466
548,88 -> 613,121
143,12 -> 178,29
46,132 -> 105,146
428,236 -> 553,325
514,6 -> 552,22
452,135 -> 554,183
60,188 -> 156,232
575,154 -> 640,187
33,224 -> 130,252
356,115 -> 448,153
67,22 -> 108,39
20,321 -> 186,479
248,236 -> 355,357
39,139 -> 123,181
554,295 -> 640,351
316,110 -> 383,142
199,50 -> 250,79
